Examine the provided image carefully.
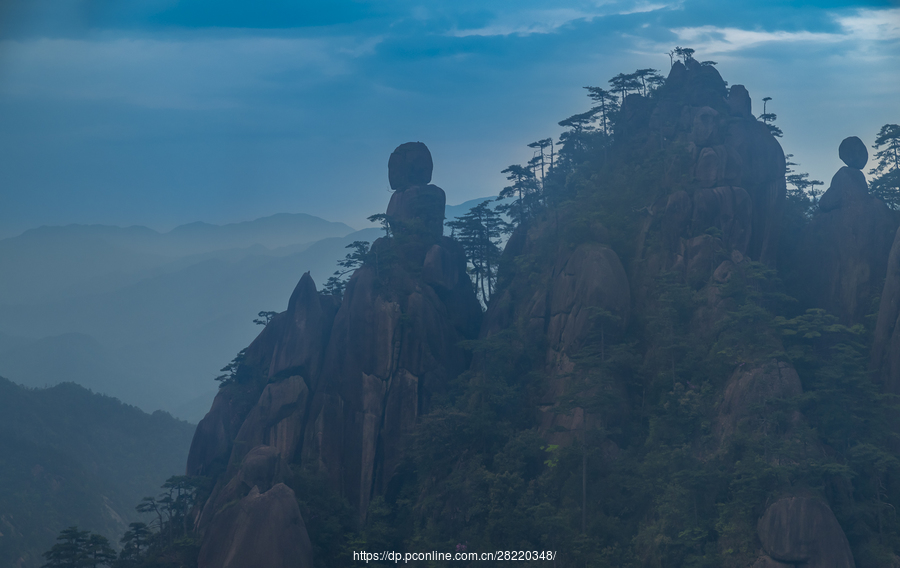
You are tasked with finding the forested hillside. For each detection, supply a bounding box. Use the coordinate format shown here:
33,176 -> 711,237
0,378 -> 195,568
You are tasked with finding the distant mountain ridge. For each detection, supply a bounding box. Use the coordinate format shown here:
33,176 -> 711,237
0,213 -> 356,305
0,204 -> 490,421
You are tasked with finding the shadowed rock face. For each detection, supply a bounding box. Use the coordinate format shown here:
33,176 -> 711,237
197,444 -> 290,532
479,213 -> 631,442
796,142 -> 898,325
186,388 -> 247,477
186,272 -> 338,479
716,360 -> 802,441
641,63 -> 784,272
872,227 -> 900,394
303,256 -> 475,517
757,496 -> 855,568
198,482 -> 312,568
188,143 -> 481,539
388,142 -> 433,190
839,136 -> 868,170
386,142 -> 446,240
386,184 -> 446,239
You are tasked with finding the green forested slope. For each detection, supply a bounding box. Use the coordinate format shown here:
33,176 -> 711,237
0,377 -> 194,568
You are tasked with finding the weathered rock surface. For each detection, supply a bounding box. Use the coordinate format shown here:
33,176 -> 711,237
723,117 -> 785,263
547,243 -> 630,354
797,159 -> 898,324
539,243 -> 630,436
716,360 -> 802,440
479,213 -> 630,441
186,388 -> 247,477
839,135 -> 868,170
265,272 -> 338,384
198,483 -> 312,568
228,376 -> 309,469
198,444 -> 290,531
690,185 -> 752,254
727,84 -> 751,117
818,167 -> 869,212
757,496 -> 855,568
186,272 -> 339,478
388,141 -> 433,190
191,142 -> 481,536
872,227 -> 900,394
635,60 -> 784,281
386,183 -> 446,239
304,256 -> 475,517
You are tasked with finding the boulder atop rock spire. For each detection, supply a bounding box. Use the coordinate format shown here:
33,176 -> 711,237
386,142 -> 445,239
838,136 -> 868,170
388,142 -> 433,190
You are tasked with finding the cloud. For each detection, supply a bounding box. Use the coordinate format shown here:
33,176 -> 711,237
667,7 -> 900,56
447,1 -> 673,37
447,8 -> 598,37
669,26 -> 840,54
0,34 -> 376,110
835,8 -> 900,42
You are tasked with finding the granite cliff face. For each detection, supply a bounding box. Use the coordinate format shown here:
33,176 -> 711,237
873,227 -> 900,395
478,60 -> 864,566
794,138 -> 898,325
187,142 -> 481,565
184,63 -> 898,566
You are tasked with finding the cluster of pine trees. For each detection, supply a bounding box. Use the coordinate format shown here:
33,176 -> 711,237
41,477 -> 205,568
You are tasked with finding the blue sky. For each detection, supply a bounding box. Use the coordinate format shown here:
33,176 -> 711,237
0,0 -> 897,238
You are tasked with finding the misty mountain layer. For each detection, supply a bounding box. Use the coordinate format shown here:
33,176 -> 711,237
0,377 -> 194,568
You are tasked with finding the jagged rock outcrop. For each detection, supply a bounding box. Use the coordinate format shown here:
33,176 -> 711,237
756,496 -> 855,568
872,227 -> 900,394
642,60 -> 785,265
186,272 -> 338,478
637,63 -> 782,283
198,445 -> 290,531
198,482 -> 312,568
228,376 -> 309,468
186,388 -> 249,477
188,142 -> 481,549
265,272 -> 339,382
796,137 -> 898,324
182,64 -> 876,567
302,257 -> 475,516
480,213 -> 630,440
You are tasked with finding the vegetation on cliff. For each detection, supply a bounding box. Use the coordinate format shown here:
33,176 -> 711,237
42,52 -> 900,568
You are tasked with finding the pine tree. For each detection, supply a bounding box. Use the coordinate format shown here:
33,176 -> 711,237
869,123 -> 900,209
118,523 -> 152,564
42,527 -> 115,568
608,72 -> 640,102
447,201 -> 506,304
758,97 -> 783,138
323,240 -> 371,296
583,87 -> 619,138
784,154 -> 824,217
497,164 -> 541,227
